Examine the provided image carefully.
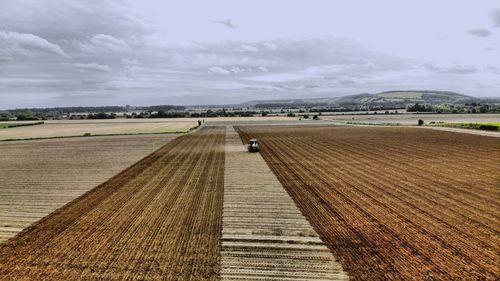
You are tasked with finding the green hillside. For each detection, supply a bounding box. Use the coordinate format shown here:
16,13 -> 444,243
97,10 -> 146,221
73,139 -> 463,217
246,90 -> 484,108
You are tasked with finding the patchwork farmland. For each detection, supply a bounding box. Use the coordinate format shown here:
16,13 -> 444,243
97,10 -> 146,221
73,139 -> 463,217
0,123 -> 498,280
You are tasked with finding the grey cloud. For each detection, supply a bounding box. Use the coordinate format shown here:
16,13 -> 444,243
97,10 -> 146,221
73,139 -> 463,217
74,34 -> 131,54
1,0 -> 498,108
53,93 -> 117,100
484,65 -> 499,74
466,28 -> 491,37
424,63 -> 478,74
0,1 -> 147,42
490,8 -> 500,27
212,19 -> 238,29
0,30 -> 66,56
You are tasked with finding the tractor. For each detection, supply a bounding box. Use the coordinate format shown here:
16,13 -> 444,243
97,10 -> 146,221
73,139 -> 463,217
247,139 -> 260,153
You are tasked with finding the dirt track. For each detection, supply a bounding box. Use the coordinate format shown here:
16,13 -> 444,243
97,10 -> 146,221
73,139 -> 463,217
0,127 -> 225,280
236,126 -> 500,280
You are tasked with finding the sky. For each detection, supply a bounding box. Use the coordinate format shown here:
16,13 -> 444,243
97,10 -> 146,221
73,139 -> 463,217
0,0 -> 499,109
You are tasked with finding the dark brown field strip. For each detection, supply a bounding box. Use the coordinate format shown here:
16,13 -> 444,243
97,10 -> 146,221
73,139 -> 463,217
0,127 -> 225,280
236,126 -> 500,280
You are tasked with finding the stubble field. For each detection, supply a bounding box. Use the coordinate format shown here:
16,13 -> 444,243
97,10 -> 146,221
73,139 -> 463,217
236,126 -> 500,280
0,119 -> 197,140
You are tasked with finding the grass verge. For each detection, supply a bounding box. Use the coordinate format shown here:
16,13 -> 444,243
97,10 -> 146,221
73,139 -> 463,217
0,121 -> 44,129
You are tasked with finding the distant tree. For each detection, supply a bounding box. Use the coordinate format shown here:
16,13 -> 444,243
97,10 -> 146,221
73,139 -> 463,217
0,112 -> 13,121
408,103 -> 433,112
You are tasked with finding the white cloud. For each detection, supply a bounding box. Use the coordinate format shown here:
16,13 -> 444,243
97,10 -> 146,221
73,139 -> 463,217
262,42 -> 278,51
258,66 -> 269,72
0,30 -> 65,57
231,67 -> 246,74
208,66 -> 230,74
70,62 -> 112,72
122,58 -> 139,65
238,44 -> 259,52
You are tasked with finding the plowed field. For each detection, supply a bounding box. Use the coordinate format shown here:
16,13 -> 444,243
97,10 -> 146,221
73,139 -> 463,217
0,127 -> 225,280
236,126 -> 500,280
0,134 -> 175,242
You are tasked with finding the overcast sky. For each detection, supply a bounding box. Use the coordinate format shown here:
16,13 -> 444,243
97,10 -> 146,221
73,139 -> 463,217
1,0 -> 499,109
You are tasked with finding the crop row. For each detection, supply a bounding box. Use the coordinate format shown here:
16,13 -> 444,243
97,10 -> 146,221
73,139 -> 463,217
0,127 -> 225,280
236,126 -> 500,280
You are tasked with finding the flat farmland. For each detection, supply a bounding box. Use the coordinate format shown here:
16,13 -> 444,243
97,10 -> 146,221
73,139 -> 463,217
0,119 -> 197,140
0,134 -> 176,242
321,113 -> 500,125
0,127 -> 225,280
236,126 -> 500,280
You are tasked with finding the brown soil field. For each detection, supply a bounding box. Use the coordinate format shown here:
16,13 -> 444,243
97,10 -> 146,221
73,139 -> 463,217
0,127 -> 225,280
222,127 -> 348,280
0,134 -> 176,242
0,119 -> 197,140
236,125 -> 500,280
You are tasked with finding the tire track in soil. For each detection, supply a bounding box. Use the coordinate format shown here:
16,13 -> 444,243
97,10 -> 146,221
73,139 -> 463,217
221,126 -> 348,280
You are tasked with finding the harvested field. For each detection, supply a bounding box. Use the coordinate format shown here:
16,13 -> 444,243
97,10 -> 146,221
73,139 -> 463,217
0,119 -> 197,140
0,127 -> 225,280
0,134 -> 175,242
236,126 -> 500,280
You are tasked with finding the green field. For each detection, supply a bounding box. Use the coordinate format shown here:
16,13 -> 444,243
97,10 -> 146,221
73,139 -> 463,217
431,122 -> 500,131
0,122 -> 45,129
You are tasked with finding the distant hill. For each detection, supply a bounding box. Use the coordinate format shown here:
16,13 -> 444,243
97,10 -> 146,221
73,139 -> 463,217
243,91 -> 487,108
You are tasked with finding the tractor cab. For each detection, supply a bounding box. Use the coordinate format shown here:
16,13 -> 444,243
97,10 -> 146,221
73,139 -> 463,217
247,139 -> 260,153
